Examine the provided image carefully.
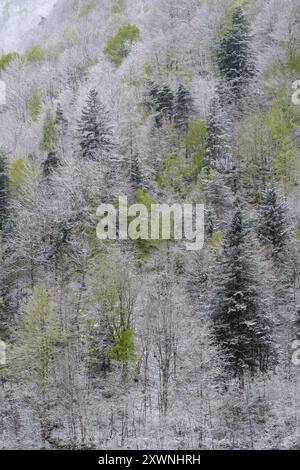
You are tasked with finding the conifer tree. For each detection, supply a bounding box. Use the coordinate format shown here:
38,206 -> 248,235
174,84 -> 194,132
154,85 -> 174,127
211,202 -> 275,378
202,170 -> 233,219
217,7 -> 256,90
43,151 -> 60,177
257,184 -> 290,253
144,82 -> 175,127
55,102 -> 68,136
204,96 -> 231,171
129,153 -> 144,189
144,80 -> 160,110
78,88 -> 113,161
205,208 -> 215,237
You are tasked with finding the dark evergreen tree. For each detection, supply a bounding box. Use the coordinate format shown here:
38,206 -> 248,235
204,96 -> 231,171
154,85 -> 174,127
78,89 -> 113,161
129,153 -> 144,189
257,184 -> 290,253
0,149 -> 9,232
205,207 -> 215,237
143,80 -> 160,110
55,102 -> 68,136
217,7 -> 256,90
174,84 -> 194,132
211,202 -> 275,378
43,151 -> 60,177
202,170 -> 233,220
144,81 -> 175,127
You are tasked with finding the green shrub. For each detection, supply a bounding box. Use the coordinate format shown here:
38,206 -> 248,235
79,0 -> 96,17
25,44 -> 45,63
238,86 -> 299,191
207,231 -> 224,247
104,23 -> 140,66
157,119 -> 206,197
28,88 -> 42,122
108,326 -> 136,363
112,0 -> 127,14
183,119 -> 206,175
63,26 -> 78,47
40,109 -> 59,153
0,52 -> 19,71
9,157 -> 38,199
287,51 -> 300,75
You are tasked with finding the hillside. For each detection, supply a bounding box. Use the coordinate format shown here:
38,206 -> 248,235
0,0 -> 300,450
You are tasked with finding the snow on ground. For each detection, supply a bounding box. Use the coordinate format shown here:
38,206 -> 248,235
0,0 -> 57,53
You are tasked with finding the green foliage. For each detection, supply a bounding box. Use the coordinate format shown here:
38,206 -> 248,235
157,120 -> 206,197
25,44 -> 45,63
143,62 -> 153,76
40,109 -> 59,153
104,23 -> 140,66
28,88 -> 42,121
292,229 -> 300,242
79,0 -> 96,17
90,255 -> 137,380
8,287 -> 64,388
130,189 -> 159,257
207,230 -> 224,247
261,88 -> 299,187
135,187 -> 153,210
9,157 -> 38,198
108,326 -> 136,363
238,86 -> 299,192
63,26 -> 79,47
183,119 -> 206,173
112,0 -> 127,14
0,149 -> 9,231
0,52 -> 19,71
286,51 -> 300,75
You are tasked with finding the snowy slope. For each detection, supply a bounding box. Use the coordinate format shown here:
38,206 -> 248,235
0,0 -> 57,53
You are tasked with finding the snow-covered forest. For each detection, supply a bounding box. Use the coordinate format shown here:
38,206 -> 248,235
0,0 -> 300,450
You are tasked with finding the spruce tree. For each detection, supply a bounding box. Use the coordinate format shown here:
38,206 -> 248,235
257,184 -> 290,253
78,88 -> 113,161
202,170 -> 233,219
43,151 -> 60,177
205,96 -> 231,171
144,80 -> 160,110
211,202 -> 275,378
205,207 -> 215,237
174,84 -> 194,132
217,7 -> 256,90
55,103 -> 68,136
129,153 -> 144,189
154,85 -> 174,127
